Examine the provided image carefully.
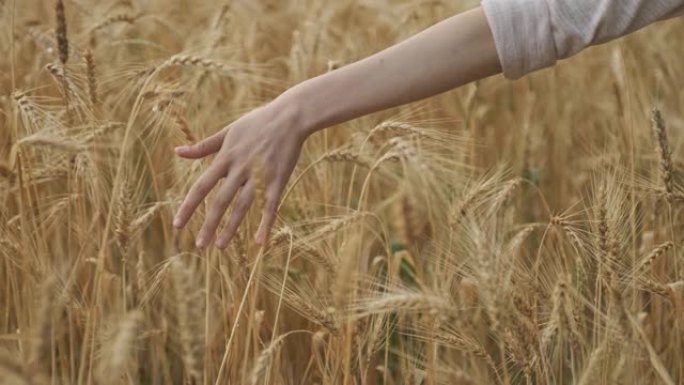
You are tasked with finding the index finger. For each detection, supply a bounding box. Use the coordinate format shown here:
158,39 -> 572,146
173,156 -> 230,229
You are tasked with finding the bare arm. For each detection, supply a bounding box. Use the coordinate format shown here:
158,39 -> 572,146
290,6 -> 501,133
172,6 -> 501,248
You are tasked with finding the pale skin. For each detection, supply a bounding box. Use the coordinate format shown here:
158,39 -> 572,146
172,6 -> 502,249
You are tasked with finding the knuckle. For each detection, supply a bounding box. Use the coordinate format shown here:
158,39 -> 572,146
194,179 -> 212,195
265,190 -> 281,208
213,189 -> 232,209
264,199 -> 278,215
235,196 -> 252,212
209,197 -> 226,213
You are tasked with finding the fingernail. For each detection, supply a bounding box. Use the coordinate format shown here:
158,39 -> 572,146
196,237 -> 206,249
173,217 -> 182,228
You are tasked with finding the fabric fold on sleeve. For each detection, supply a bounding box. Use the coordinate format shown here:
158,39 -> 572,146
482,0 -> 684,80
481,0 -> 557,79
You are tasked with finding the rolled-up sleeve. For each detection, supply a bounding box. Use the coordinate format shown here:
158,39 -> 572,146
482,0 -> 684,79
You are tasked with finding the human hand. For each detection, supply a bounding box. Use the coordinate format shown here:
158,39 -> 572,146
172,96 -> 309,249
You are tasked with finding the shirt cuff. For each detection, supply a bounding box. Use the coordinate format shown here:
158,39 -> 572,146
481,0 -> 558,79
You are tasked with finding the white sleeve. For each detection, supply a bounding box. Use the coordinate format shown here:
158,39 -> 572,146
481,0 -> 684,79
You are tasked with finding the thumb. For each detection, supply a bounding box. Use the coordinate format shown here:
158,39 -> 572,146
175,129 -> 226,159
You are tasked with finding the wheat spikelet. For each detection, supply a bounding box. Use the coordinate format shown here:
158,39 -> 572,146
0,162 -> 15,181
551,216 -> 587,255
394,194 -> 424,250
115,178 -> 134,257
551,216 -> 587,290
576,341 -> 611,385
142,88 -> 187,99
506,224 -> 538,255
354,292 -> 454,318
542,277 -> 582,352
249,334 -> 287,385
597,185 -> 609,263
299,243 -> 337,277
264,226 -> 292,254
668,192 -> 684,203
139,257 -> 176,306
288,295 -> 339,335
0,350 -> 48,385
13,93 -> 42,131
175,115 -> 196,143
502,327 -> 535,380
0,238 -> 20,259
637,241 -> 674,274
131,203 -> 162,236
260,269 -> 339,334
448,171 -> 504,227
162,55 -> 231,71
433,332 -> 499,375
83,49 -> 98,108
45,62 -> 78,100
232,230 -> 249,269
91,13 -> 141,34
55,0 -> 69,64
640,279 -> 670,297
29,278 -> 67,372
652,108 -> 675,198
17,134 -> 84,153
95,311 -> 142,384
135,251 -> 146,300
310,330 -> 328,378
82,122 -> 124,143
314,211 -> 371,237
605,283 -> 631,345
667,281 -> 684,295
491,177 -> 523,210
170,259 -> 204,383
595,183 -> 622,287
321,148 -> 371,168
370,121 -> 433,139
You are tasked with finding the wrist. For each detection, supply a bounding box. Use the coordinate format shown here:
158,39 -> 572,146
275,82 -> 322,139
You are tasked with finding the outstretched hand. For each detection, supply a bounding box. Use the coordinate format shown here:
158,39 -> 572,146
172,6 -> 502,249
173,98 -> 308,249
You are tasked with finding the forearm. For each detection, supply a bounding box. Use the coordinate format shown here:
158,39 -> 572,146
284,6 -> 501,134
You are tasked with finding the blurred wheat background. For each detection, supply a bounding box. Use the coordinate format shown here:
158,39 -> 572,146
1,0 -> 684,384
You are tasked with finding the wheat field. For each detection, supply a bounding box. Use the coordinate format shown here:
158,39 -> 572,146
1,0 -> 684,384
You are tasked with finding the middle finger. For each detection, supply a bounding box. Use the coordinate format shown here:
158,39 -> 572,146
196,169 -> 247,248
